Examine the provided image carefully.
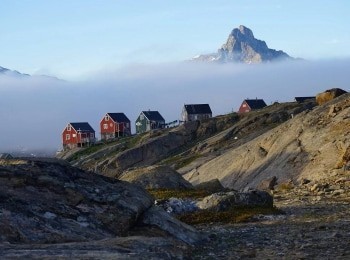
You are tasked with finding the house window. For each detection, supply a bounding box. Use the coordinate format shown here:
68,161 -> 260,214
126,123 -> 129,128
140,114 -> 144,120
103,124 -> 108,129
72,134 -> 76,137
67,125 -> 71,131
105,115 -> 109,121
242,104 -> 246,108
90,133 -> 94,138
66,134 -> 70,140
110,123 -> 113,127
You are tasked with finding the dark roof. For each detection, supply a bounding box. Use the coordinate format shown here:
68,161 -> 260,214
70,122 -> 95,132
0,153 -> 13,159
184,104 -> 212,115
142,111 -> 165,122
107,113 -> 130,123
244,99 -> 267,110
294,97 -> 316,103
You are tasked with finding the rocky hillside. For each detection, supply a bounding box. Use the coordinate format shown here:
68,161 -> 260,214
192,25 -> 292,63
184,93 -> 350,190
58,100 -> 314,178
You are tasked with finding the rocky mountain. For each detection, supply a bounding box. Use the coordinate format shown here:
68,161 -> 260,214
0,66 -> 29,77
0,65 -> 61,81
192,25 -> 292,63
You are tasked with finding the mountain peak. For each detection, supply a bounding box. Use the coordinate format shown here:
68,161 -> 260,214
237,25 -> 254,38
192,25 -> 292,63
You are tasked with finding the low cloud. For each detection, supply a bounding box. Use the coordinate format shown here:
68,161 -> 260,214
0,59 -> 349,154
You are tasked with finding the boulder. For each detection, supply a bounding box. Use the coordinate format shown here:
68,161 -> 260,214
196,190 -> 273,212
194,179 -> 226,193
140,206 -> 205,244
257,176 -> 278,191
316,88 -> 347,105
119,165 -> 193,190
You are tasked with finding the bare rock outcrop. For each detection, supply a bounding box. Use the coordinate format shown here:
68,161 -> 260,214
196,190 -> 273,211
184,93 -> 350,190
316,88 -> 347,105
0,159 -> 203,257
119,165 -> 193,190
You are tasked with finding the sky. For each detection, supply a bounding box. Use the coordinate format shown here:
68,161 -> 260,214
0,1 -> 350,154
0,0 -> 349,79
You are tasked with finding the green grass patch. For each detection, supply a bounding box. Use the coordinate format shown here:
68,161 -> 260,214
67,143 -> 106,161
161,154 -> 202,169
148,189 -> 212,200
178,206 -> 283,225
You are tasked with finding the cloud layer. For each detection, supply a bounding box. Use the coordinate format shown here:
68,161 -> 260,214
0,59 -> 349,154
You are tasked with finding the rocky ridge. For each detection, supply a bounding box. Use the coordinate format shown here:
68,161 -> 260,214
192,25 -> 292,63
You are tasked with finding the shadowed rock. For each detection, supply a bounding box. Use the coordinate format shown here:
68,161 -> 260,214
0,158 -> 203,256
119,165 -> 193,189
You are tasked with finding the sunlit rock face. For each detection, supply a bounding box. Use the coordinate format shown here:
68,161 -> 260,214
192,25 -> 292,63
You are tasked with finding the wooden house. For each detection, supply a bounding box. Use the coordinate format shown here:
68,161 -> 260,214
181,104 -> 212,122
294,97 -> 316,103
100,113 -> 131,140
62,122 -> 95,150
135,111 -> 165,134
238,99 -> 267,113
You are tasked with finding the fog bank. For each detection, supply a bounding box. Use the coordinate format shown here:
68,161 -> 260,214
0,59 -> 349,154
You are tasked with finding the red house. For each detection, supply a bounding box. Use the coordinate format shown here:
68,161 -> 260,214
62,122 -> 95,150
100,113 -> 131,140
238,99 -> 267,113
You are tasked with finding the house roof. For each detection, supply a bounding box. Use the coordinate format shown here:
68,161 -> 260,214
142,111 -> 165,122
244,99 -> 267,110
70,122 -> 95,132
184,104 -> 212,114
107,113 -> 130,123
0,153 -> 13,159
294,97 -> 316,103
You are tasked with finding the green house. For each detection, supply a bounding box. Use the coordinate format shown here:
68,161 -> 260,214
135,111 -> 165,134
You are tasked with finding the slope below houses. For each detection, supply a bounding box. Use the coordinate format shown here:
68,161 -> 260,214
184,93 -> 350,190
57,100 -> 315,180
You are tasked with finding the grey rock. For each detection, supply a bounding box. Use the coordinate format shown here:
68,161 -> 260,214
192,25 -> 292,64
140,206 -> 206,244
197,190 -> 273,211
0,158 -> 203,252
257,176 -> 278,191
194,179 -> 226,193
119,165 -> 193,190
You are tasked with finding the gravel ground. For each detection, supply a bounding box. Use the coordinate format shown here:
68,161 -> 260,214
191,197 -> 350,259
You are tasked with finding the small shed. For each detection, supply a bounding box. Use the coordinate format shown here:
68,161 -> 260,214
294,97 -> 316,103
62,122 -> 95,150
181,104 -> 212,122
100,113 -> 131,140
135,111 -> 165,134
238,99 -> 267,113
